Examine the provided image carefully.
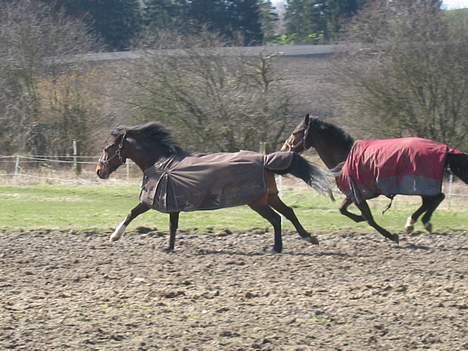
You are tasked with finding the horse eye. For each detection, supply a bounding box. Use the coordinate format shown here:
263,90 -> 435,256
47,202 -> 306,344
105,144 -> 116,152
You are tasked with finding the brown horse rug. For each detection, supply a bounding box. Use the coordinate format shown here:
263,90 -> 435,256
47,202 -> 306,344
140,151 -> 293,212
336,137 -> 462,202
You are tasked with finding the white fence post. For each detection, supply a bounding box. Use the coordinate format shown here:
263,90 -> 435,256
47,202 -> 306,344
73,140 -> 78,172
14,155 -> 20,178
447,173 -> 454,209
259,141 -> 266,154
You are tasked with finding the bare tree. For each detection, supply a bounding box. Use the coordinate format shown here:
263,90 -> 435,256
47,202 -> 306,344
334,0 -> 468,148
126,31 -> 294,153
38,69 -> 107,157
0,0 -> 96,155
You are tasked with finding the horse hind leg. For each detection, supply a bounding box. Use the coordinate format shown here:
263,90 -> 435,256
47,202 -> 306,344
339,197 -> 366,223
267,193 -> 319,245
248,200 -> 283,253
421,193 -> 445,233
166,212 -> 180,252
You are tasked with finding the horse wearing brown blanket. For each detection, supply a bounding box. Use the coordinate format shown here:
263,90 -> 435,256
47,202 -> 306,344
97,122 -> 331,253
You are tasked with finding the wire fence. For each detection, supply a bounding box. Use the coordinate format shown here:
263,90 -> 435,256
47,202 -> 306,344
1,154 -> 467,209
0,154 -> 140,185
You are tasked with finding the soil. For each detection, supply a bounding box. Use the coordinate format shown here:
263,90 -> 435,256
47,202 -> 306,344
0,228 -> 467,351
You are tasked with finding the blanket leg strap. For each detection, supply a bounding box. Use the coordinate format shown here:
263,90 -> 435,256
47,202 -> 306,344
382,196 -> 395,215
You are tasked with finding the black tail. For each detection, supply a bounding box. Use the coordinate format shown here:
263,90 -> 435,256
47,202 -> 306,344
448,152 -> 468,184
272,153 -> 333,198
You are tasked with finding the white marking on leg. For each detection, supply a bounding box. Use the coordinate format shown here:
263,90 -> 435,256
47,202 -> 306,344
110,220 -> 127,242
405,216 -> 416,234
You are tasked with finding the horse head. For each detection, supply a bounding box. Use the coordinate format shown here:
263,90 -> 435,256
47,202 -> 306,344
282,114 -> 354,171
96,127 -> 128,179
96,122 -> 186,179
281,113 -> 320,152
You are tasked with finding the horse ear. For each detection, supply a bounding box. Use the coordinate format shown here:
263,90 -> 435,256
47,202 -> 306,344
111,127 -> 127,144
307,115 -> 321,127
304,113 -> 311,126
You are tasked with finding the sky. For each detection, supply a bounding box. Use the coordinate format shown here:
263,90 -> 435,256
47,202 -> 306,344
272,0 -> 468,10
443,0 -> 468,9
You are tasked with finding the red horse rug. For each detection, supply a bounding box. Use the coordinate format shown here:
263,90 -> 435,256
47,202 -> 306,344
336,137 -> 461,202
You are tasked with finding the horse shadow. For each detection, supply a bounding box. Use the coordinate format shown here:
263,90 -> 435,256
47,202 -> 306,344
192,248 -> 353,258
398,242 -> 432,251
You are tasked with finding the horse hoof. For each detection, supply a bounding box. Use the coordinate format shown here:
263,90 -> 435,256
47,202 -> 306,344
389,234 -> 399,244
109,235 -> 118,242
272,246 -> 283,254
302,234 -> 319,245
423,222 -> 433,233
110,221 -> 126,242
405,217 -> 415,234
110,232 -> 123,242
405,225 -> 414,234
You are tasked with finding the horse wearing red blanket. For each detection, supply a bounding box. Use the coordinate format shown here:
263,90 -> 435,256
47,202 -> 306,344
282,114 -> 468,244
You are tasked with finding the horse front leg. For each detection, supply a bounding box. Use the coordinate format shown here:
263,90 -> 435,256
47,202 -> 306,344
110,203 -> 150,242
354,199 -> 399,244
405,196 -> 430,234
420,193 -> 445,233
405,194 -> 445,233
167,212 -> 179,252
339,197 -> 366,223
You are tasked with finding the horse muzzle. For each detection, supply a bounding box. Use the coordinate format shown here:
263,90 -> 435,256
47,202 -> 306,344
280,143 -> 290,152
96,162 -> 109,179
281,137 -> 294,152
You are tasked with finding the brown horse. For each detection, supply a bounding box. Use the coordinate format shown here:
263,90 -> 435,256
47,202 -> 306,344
282,114 -> 468,244
96,122 -> 331,253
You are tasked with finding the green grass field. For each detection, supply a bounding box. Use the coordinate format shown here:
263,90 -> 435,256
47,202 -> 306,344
0,183 -> 467,233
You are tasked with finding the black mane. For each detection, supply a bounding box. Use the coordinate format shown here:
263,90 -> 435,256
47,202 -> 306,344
118,122 -> 186,157
310,118 -> 355,152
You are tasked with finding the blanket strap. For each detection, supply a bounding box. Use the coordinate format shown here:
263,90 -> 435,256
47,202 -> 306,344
382,195 -> 395,215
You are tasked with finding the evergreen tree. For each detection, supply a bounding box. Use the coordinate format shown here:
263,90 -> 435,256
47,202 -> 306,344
187,0 -> 264,45
259,0 -> 280,43
285,0 -> 366,43
188,0 -> 227,35
284,0 -> 319,43
143,0 -> 188,32
56,0 -> 142,51
227,0 -> 264,45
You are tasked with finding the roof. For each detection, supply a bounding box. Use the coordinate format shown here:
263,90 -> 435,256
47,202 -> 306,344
53,44 -> 343,65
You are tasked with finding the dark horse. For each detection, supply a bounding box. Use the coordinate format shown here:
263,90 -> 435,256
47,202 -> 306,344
96,122 -> 331,253
282,114 -> 468,243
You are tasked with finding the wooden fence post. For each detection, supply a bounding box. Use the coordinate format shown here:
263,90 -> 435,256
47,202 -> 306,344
14,155 -> 20,178
73,140 -> 82,176
447,173 -> 454,209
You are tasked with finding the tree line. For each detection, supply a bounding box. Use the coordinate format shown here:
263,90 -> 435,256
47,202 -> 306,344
1,0 -> 373,50
0,0 -> 467,159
